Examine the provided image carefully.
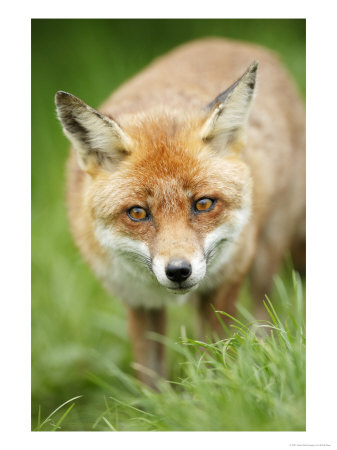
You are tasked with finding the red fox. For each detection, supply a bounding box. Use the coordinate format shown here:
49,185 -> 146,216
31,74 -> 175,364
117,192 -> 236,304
55,38 -> 305,387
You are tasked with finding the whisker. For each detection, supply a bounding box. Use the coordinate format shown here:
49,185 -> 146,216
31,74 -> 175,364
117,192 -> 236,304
205,238 -> 235,263
117,249 -> 153,272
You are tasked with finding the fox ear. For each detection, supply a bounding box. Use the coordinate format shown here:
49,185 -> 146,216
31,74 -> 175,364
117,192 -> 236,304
201,61 -> 258,152
55,91 -> 132,172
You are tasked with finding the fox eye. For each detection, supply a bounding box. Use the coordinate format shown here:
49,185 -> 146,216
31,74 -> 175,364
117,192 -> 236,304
127,206 -> 149,221
194,197 -> 216,213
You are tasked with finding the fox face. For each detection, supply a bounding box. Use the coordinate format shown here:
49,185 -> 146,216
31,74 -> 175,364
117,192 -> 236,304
56,62 -> 256,295
89,123 -> 252,294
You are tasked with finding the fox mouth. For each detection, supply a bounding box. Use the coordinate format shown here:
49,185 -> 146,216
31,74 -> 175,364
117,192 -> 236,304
167,283 -> 198,294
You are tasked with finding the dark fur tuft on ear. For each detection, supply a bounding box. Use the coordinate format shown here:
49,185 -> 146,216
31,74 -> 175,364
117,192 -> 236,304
202,61 -> 258,151
55,91 -> 132,171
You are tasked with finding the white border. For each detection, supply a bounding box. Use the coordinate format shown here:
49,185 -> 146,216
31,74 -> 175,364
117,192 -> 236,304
1,1 -> 337,449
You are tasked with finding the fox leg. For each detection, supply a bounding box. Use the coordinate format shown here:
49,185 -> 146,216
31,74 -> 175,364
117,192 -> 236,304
250,196 -> 306,317
290,210 -> 306,276
249,245 -> 282,320
127,306 -> 166,388
250,233 -> 305,321
249,227 -> 292,320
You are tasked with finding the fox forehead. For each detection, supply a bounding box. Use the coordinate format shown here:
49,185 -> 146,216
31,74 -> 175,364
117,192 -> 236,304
89,152 -> 249,220
124,113 -> 207,185
88,113 -> 251,219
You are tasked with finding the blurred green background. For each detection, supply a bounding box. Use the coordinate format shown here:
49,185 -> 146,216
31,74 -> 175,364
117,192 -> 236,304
31,19 -> 305,430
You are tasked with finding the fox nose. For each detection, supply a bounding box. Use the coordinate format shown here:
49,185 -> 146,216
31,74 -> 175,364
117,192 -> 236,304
165,259 -> 192,283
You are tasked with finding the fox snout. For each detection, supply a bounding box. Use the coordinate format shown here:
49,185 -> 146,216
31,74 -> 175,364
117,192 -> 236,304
165,258 -> 192,283
152,249 -> 206,293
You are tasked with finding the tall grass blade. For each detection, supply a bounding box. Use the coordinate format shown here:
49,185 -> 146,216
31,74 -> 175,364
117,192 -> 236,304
35,395 -> 82,431
50,402 -> 76,431
102,416 -> 116,431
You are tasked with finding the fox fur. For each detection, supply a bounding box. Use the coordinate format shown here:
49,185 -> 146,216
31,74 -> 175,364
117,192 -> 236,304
55,38 -> 305,386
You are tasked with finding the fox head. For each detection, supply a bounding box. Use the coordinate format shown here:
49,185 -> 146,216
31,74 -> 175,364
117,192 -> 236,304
55,62 -> 257,294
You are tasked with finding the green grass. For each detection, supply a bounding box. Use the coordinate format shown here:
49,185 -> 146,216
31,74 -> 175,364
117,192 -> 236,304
32,19 -> 305,432
33,268 -> 305,431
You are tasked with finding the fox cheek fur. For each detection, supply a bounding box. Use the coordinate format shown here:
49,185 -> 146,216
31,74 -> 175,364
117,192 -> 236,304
56,38 -> 305,387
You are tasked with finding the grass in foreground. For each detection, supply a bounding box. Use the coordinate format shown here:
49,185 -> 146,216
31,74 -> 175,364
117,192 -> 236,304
34,270 -> 305,431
